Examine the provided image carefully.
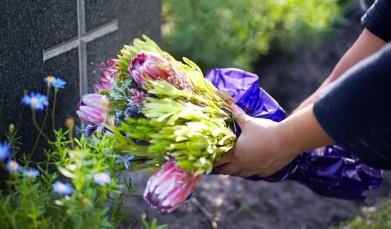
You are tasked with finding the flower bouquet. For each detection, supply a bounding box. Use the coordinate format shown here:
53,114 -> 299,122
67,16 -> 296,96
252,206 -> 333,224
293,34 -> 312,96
78,36 -> 237,212
78,36 -> 382,213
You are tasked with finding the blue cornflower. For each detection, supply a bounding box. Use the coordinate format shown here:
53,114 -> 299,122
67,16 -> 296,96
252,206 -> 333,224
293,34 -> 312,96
22,92 -> 48,110
53,181 -> 73,196
6,160 -> 20,173
93,172 -> 111,186
52,77 -> 66,89
22,168 -> 40,178
0,142 -> 11,160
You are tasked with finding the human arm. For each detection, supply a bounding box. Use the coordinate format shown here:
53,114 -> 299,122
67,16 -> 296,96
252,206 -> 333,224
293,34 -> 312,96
215,43 -> 391,176
214,0 -> 391,176
295,28 -> 386,111
295,0 -> 391,111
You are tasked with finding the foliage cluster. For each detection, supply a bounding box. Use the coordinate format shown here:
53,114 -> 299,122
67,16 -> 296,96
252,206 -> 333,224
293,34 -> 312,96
0,77 -> 164,228
162,0 -> 342,70
337,197 -> 391,229
0,128 -> 131,228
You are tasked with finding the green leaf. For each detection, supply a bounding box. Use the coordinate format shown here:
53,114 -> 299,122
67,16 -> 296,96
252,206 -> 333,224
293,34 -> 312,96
58,167 -> 75,179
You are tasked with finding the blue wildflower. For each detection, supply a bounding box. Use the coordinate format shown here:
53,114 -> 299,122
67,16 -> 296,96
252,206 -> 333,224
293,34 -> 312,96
124,155 -> 134,170
116,155 -> 134,170
124,104 -> 143,118
22,92 -> 48,110
6,160 -> 20,173
0,142 -> 11,160
116,155 -> 122,164
53,181 -> 73,196
22,168 -> 40,178
45,76 -> 66,89
93,172 -> 111,186
114,115 -> 125,126
84,124 -> 97,137
44,75 -> 56,86
52,77 -> 66,89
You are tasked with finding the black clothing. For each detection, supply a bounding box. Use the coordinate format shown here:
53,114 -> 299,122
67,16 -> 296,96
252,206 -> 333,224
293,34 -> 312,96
314,44 -> 391,169
314,0 -> 391,169
361,0 -> 391,42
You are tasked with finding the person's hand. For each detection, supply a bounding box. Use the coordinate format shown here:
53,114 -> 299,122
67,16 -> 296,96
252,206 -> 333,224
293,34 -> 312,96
214,105 -> 299,177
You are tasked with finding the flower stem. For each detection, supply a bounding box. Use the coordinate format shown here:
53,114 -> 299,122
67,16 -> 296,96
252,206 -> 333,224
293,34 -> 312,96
31,89 -> 51,156
31,110 -> 51,156
52,89 -> 58,129
31,88 -> 50,154
68,128 -> 75,149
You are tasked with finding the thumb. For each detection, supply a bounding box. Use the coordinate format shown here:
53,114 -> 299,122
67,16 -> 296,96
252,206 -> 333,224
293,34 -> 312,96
231,104 -> 247,128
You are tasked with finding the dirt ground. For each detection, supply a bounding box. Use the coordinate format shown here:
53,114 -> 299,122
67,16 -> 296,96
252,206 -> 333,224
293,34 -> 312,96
124,10 -> 391,229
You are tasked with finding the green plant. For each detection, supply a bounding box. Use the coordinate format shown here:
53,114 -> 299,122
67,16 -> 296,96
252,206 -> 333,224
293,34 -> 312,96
141,213 -> 169,229
49,132 -> 124,228
0,76 -> 166,228
337,196 -> 391,229
162,0 -> 341,71
0,128 -> 128,228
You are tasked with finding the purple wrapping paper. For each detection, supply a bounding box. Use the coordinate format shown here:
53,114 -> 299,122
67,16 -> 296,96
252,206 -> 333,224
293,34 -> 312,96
206,68 -> 383,200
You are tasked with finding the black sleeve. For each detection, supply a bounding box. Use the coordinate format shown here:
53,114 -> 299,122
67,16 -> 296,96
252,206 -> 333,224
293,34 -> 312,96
313,44 -> 391,169
361,0 -> 391,42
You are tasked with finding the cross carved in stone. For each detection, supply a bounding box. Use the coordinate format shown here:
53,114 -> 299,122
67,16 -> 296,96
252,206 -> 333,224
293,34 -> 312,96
43,0 -> 119,96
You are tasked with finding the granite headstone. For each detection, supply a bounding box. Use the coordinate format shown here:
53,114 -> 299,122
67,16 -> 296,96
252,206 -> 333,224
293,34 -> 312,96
0,0 -> 161,161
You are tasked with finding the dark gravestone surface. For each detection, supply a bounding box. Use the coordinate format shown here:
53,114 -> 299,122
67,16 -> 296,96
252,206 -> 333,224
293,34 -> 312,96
0,0 -> 161,161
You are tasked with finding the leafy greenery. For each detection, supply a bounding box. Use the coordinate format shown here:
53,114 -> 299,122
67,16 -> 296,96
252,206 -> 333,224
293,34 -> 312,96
0,77 -> 166,228
337,197 -> 391,229
0,128 -> 127,229
162,0 -> 341,70
141,214 -> 169,229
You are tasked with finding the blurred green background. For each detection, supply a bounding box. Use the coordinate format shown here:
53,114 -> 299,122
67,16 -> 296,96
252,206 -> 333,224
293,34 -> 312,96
162,0 -> 342,71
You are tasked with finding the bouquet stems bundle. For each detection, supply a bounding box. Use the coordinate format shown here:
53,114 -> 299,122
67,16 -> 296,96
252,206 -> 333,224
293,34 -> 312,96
78,36 -> 236,212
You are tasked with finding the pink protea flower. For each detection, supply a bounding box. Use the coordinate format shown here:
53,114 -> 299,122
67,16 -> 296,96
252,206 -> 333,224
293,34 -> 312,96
76,93 -> 109,125
129,52 -> 192,90
144,159 -> 201,213
95,59 -> 118,92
